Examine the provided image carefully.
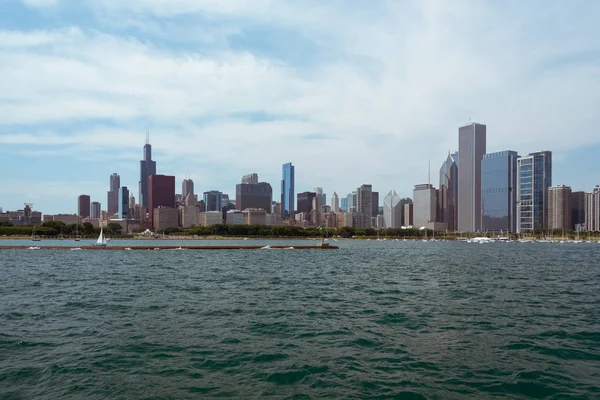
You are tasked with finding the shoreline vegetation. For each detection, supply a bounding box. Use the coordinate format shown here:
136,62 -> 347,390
1,223 -> 599,241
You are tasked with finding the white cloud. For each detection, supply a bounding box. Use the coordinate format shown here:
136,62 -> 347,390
1,0 -> 600,213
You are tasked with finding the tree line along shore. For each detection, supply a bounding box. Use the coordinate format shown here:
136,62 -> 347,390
1,221 -> 599,240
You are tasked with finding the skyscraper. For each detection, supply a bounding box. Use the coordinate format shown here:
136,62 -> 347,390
517,151 -> 552,232
413,184 -> 437,228
404,203 -> 414,226
236,182 -> 272,212
585,186 -> 600,232
313,187 -> 326,211
182,179 -> 194,197
458,122 -> 486,232
118,186 -> 130,219
481,150 -> 518,232
78,194 -> 90,218
340,197 -> 347,212
383,190 -> 403,228
139,133 -> 157,210
281,163 -> 295,217
571,191 -> 586,231
355,184 -> 373,228
90,202 -> 101,219
439,152 -> 459,231
242,173 -> 259,185
148,175 -> 175,228
331,192 -> 339,212
548,185 -> 572,232
371,191 -> 379,218
297,192 -> 317,215
107,173 -> 120,216
203,191 -> 223,212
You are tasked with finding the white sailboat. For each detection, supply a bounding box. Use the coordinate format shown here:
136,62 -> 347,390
94,227 -> 107,247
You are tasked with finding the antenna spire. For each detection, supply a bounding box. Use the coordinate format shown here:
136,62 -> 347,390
428,158 -> 431,185
146,129 -> 150,145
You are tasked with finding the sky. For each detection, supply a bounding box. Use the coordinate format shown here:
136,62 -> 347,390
1,0 -> 599,214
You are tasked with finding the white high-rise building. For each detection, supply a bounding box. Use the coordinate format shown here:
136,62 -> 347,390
313,187 -> 326,211
383,190 -> 403,228
413,184 -> 437,228
331,192 -> 339,212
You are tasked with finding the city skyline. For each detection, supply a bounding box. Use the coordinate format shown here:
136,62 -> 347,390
1,1 -> 600,213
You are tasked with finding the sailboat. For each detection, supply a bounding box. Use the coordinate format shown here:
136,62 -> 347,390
94,227 -> 107,247
74,223 -> 80,242
31,226 -> 41,242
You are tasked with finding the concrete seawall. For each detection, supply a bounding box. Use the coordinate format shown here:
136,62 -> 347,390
0,245 -> 339,251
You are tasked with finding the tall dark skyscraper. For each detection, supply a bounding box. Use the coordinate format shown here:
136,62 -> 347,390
139,132 -> 157,210
78,194 -> 90,218
458,122 -> 486,232
182,179 -> 194,197
107,173 -> 120,216
237,182 -> 272,212
281,162 -> 295,217
148,175 -> 175,228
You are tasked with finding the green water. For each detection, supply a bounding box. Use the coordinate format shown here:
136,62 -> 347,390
1,240 -> 599,399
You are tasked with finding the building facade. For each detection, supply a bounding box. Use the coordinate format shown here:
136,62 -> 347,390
439,152 -> 459,231
118,186 -> 129,219
153,206 -> 179,232
355,184 -> 373,228
331,192 -> 339,212
107,173 -> 120,216
481,150 -> 518,232
242,173 -> 258,185
78,194 -> 91,218
242,208 -> 267,225
139,137 -> 157,210
236,182 -> 272,212
199,211 -> 223,227
182,179 -> 194,197
413,184 -> 437,228
148,175 -> 175,228
517,151 -> 552,232
281,162 -> 295,217
404,203 -> 414,226
584,186 -> 600,232
371,191 -> 379,218
90,202 -> 101,219
571,191 -> 586,231
297,192 -> 317,215
548,185 -> 572,232
313,187 -> 326,211
226,210 -> 244,225
458,122 -> 486,232
203,191 -> 223,212
383,190 -> 403,228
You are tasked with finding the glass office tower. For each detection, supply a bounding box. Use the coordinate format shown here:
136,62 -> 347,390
280,162 -> 295,217
481,151 -> 518,232
517,151 -> 552,232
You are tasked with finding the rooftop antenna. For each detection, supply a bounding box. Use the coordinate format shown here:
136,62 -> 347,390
428,158 -> 431,185
146,128 -> 150,145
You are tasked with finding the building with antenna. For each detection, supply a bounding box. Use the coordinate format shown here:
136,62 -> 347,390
139,131 -> 157,211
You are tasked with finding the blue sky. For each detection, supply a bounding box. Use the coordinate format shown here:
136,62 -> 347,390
1,0 -> 599,214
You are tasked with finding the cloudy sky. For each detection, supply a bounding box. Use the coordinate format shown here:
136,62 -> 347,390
1,0 -> 599,214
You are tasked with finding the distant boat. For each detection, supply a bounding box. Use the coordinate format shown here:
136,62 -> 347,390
74,223 -> 80,241
94,228 -> 107,247
31,226 -> 41,242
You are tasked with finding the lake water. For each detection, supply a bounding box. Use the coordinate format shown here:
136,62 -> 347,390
1,239 -> 599,399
